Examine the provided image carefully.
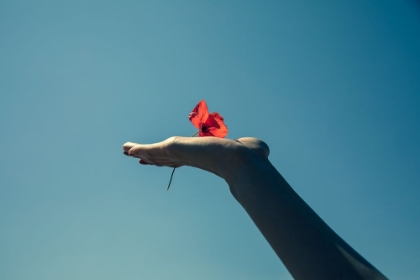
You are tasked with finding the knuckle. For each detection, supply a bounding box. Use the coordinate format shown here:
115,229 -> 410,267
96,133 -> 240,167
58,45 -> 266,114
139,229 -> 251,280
164,136 -> 180,156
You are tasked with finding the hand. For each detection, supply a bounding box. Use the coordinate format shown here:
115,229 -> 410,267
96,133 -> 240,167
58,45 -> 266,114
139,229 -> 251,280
122,136 -> 270,179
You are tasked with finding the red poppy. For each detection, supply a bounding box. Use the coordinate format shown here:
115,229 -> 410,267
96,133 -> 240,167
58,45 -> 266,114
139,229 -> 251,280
188,100 -> 228,138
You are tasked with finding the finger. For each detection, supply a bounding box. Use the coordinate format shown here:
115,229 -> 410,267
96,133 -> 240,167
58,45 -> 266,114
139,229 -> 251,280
128,142 -> 167,158
123,151 -> 137,157
123,142 -> 138,154
140,158 -> 181,168
139,159 -> 151,165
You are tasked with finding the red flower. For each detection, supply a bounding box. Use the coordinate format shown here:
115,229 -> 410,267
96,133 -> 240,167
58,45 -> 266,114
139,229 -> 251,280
188,100 -> 228,138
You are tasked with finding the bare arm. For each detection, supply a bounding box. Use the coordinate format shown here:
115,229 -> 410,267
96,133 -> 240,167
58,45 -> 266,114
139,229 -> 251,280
123,136 -> 387,280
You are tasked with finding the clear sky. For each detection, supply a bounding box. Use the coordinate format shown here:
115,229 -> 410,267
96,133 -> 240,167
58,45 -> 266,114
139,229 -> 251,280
1,1 -> 419,279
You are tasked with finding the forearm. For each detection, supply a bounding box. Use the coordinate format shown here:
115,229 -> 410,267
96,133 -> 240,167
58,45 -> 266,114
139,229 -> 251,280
225,148 -> 386,280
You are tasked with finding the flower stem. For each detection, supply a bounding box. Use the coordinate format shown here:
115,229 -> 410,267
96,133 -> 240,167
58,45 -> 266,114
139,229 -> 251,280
167,130 -> 199,191
167,167 -> 176,191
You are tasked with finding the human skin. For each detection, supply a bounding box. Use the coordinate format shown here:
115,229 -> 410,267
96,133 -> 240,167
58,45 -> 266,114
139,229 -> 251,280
123,136 -> 387,280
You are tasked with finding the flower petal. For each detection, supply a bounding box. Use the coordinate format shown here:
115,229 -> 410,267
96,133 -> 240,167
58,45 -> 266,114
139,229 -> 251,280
205,112 -> 228,138
204,113 -> 220,129
188,100 -> 209,129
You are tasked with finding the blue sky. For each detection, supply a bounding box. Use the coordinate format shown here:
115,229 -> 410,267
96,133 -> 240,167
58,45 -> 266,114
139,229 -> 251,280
1,1 -> 419,279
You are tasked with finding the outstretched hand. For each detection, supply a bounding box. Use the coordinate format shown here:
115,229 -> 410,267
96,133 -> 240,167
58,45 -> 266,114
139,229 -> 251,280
123,136 -> 270,179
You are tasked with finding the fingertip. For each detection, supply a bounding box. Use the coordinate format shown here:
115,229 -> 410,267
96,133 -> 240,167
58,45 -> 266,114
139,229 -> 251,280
123,142 -> 133,148
139,159 -> 151,165
123,142 -> 137,154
